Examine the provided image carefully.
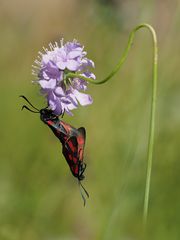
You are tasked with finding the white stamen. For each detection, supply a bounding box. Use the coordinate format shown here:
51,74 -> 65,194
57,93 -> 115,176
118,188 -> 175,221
34,60 -> 42,65
32,71 -> 37,76
38,51 -> 43,56
60,38 -> 64,47
32,68 -> 38,72
49,42 -> 53,50
43,46 -> 48,53
32,64 -> 40,69
32,80 -> 38,83
32,69 -> 38,74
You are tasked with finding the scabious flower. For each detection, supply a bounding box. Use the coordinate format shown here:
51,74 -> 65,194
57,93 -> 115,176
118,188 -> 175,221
32,39 -> 95,115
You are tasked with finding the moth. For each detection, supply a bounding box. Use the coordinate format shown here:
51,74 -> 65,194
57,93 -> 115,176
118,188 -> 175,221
20,95 -> 89,205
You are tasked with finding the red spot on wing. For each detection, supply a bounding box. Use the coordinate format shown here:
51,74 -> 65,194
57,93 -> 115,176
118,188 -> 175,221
68,153 -> 72,161
77,129 -> 86,162
68,139 -> 76,153
47,120 -> 53,126
62,136 -> 80,177
60,121 -> 74,135
73,165 -> 79,174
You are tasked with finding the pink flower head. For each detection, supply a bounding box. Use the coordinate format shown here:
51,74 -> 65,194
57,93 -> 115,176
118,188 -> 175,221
32,39 -> 95,116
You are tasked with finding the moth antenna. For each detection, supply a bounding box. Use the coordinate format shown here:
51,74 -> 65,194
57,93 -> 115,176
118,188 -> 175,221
79,181 -> 89,198
78,181 -> 89,206
19,95 -> 40,111
21,105 -> 39,113
79,184 -> 86,206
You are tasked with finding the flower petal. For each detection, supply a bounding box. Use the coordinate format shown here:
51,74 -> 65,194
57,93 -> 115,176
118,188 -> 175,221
67,102 -> 77,111
33,39 -> 96,116
66,59 -> 79,71
73,89 -> 93,106
67,93 -> 78,107
53,104 -> 63,115
48,94 -> 63,115
56,60 -> 66,70
47,92 -> 57,111
54,86 -> 65,96
82,71 -> 96,80
39,79 -> 56,89
68,50 -> 82,59
61,97 -> 72,104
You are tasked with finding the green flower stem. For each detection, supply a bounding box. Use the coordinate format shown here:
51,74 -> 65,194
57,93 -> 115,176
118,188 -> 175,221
67,23 -> 158,224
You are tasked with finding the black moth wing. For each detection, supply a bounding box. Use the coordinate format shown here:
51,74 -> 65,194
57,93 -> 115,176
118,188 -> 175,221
77,127 -> 86,162
62,127 -> 86,180
62,136 -> 79,178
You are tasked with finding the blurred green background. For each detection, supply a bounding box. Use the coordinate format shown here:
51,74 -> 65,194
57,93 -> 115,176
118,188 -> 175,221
0,0 -> 180,239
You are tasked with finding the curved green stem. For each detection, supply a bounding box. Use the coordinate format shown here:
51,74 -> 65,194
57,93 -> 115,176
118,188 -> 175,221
67,23 -> 158,224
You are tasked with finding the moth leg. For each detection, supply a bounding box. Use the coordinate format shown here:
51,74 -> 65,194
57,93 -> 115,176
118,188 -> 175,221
79,162 -> 86,178
61,110 -> 65,118
81,163 -> 86,174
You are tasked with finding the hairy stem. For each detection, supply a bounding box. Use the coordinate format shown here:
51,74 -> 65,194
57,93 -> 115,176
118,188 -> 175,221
67,23 -> 158,225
